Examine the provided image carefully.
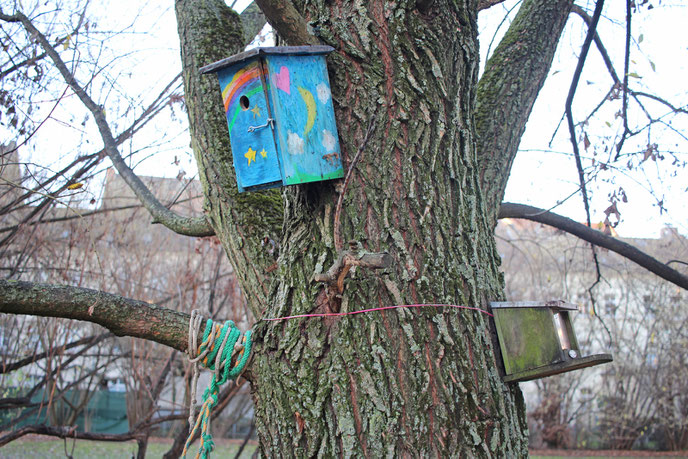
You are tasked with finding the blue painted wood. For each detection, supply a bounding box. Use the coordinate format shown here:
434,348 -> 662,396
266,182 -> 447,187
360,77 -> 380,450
204,46 -> 344,192
216,60 -> 282,192
264,54 -> 344,185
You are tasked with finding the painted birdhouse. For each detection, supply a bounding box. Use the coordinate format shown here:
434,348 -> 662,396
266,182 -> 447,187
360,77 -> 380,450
490,300 -> 613,383
200,46 -> 344,192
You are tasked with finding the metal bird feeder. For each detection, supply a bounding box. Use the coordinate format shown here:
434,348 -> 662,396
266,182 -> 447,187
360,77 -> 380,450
490,300 -> 613,383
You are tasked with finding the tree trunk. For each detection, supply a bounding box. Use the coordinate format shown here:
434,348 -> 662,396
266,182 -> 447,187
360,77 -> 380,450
177,0 -> 529,455
476,0 -> 573,219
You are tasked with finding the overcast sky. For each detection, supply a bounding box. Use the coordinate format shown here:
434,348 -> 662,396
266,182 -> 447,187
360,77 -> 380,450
12,0 -> 688,239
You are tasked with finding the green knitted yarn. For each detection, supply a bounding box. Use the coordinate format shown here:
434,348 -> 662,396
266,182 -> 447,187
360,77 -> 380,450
184,319 -> 252,459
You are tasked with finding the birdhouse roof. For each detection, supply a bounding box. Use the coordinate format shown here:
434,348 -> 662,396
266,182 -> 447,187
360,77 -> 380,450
490,300 -> 578,311
199,45 -> 335,75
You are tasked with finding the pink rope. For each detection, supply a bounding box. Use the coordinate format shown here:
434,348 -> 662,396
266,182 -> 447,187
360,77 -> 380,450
263,303 -> 493,322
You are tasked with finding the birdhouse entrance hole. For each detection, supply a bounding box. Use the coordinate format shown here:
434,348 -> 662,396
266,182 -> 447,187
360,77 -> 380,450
240,95 -> 250,110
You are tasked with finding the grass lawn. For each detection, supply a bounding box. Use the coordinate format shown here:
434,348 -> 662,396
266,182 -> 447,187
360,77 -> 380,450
0,436 -> 257,458
3,440 -> 687,458
531,451 -> 688,458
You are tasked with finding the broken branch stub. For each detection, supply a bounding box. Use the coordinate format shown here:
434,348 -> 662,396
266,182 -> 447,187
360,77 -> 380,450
314,249 -> 392,294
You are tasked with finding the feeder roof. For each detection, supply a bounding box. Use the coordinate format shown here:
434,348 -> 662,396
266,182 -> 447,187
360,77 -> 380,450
489,300 -> 578,311
199,45 -> 335,75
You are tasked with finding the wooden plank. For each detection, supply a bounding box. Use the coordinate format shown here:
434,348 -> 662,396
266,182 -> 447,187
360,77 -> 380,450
503,353 -> 613,383
216,60 -> 282,192
490,300 -> 578,311
493,307 -> 564,375
264,53 -> 344,185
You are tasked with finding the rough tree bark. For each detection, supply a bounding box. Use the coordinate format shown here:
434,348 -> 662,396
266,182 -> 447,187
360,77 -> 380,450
176,0 -> 284,314
176,0 -> 545,455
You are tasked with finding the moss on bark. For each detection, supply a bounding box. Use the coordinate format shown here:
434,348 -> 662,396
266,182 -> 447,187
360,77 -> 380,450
175,0 -> 284,315
475,0 -> 574,222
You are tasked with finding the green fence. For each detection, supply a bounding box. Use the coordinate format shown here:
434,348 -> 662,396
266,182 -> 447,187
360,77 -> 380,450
15,389 -> 129,434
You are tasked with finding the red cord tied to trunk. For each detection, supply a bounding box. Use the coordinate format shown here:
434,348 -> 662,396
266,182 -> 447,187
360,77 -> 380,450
262,303 -> 493,321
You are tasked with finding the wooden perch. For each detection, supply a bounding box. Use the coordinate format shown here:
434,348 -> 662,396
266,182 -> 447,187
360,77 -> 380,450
314,243 -> 392,294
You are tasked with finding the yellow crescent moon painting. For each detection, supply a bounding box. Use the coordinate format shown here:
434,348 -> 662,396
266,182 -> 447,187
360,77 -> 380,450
298,86 -> 316,136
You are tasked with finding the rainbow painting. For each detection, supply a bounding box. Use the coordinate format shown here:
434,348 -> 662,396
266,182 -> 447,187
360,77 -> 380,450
220,61 -> 267,134
221,61 -> 264,112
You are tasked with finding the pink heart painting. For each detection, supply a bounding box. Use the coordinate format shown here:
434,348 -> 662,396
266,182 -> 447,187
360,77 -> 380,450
274,66 -> 290,94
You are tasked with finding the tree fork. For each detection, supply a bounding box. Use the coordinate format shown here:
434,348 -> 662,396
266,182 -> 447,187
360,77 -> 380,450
476,0 -> 574,218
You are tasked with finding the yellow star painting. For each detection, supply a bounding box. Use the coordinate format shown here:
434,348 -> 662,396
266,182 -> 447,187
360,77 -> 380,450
245,147 -> 257,166
259,148 -> 267,158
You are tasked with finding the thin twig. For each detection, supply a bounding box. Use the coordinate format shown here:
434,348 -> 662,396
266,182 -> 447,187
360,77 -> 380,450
564,0 -> 605,317
614,0 -> 632,160
334,114 -> 377,252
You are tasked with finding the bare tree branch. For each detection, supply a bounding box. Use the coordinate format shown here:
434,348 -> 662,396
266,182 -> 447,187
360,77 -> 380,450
498,202 -> 688,291
176,0 -> 284,314
565,0 -> 604,230
570,4 -> 688,156
0,204 -> 142,234
0,280 -> 191,352
614,0 -> 633,159
0,10 -> 215,237
1,332 -> 112,374
253,0 -> 318,45
631,91 -> 688,115
571,5 -> 620,86
0,413 -> 187,448
565,0 -> 605,313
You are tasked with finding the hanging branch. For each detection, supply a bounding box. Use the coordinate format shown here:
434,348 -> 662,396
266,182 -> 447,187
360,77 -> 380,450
572,4 -> 688,157
0,10 -> 215,238
565,0 -> 604,228
570,5 -> 620,87
564,0 -> 605,313
499,202 -> 688,291
614,0 -> 633,160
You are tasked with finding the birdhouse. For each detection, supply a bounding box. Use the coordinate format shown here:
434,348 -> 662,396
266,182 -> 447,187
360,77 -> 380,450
200,46 -> 344,192
490,300 -> 612,383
